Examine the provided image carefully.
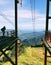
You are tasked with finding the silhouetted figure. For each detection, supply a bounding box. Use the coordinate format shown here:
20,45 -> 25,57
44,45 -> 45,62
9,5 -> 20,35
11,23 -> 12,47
1,26 -> 6,36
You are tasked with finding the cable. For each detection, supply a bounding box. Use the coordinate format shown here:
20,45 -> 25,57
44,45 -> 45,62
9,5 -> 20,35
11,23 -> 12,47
30,0 -> 35,32
0,11 -> 14,27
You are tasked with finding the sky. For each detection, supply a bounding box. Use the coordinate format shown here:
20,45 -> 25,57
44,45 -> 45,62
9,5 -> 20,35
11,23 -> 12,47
0,0 -> 51,32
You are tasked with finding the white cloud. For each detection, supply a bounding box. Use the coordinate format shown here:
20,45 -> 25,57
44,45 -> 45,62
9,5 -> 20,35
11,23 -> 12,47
0,9 -> 46,31
18,22 -> 33,30
18,9 -> 46,22
0,0 -> 9,5
0,10 -> 15,29
34,12 -> 46,31
1,9 -> 46,22
35,11 -> 46,21
18,10 -> 46,31
0,10 -> 15,24
0,16 -> 14,29
18,9 -> 34,19
1,10 -> 14,17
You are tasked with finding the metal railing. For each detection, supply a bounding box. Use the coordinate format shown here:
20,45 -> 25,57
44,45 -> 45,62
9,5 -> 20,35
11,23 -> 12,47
0,30 -> 15,37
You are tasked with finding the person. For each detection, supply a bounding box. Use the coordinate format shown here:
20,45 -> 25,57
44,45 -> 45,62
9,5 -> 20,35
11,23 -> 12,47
1,26 -> 6,36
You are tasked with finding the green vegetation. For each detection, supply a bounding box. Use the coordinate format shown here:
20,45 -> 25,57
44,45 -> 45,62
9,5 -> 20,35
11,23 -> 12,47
0,45 -> 51,65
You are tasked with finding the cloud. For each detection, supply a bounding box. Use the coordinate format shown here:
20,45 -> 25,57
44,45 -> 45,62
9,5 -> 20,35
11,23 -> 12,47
18,9 -> 34,19
35,11 -> 46,21
34,12 -> 46,31
18,10 -> 46,31
1,10 -> 14,17
18,9 -> 46,22
2,9 -> 46,22
0,9 -> 46,31
0,0 -> 9,5
18,22 -> 33,30
0,10 -> 15,24
0,15 -> 14,29
0,10 -> 15,29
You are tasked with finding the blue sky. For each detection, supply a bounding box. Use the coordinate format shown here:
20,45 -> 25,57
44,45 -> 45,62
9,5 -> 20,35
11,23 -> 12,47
0,0 -> 51,32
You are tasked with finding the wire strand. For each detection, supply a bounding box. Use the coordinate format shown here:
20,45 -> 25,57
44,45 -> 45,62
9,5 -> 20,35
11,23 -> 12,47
30,0 -> 35,32
0,11 -> 14,27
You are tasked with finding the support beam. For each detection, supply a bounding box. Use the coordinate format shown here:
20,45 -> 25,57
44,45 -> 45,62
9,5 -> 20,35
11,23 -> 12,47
45,0 -> 49,38
44,47 -> 47,65
47,56 -> 51,57
1,50 -> 15,65
48,17 -> 51,19
49,0 -> 51,1
44,0 -> 49,65
15,0 -> 18,65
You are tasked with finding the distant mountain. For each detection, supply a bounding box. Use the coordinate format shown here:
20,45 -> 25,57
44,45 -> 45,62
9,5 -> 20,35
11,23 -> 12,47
0,29 -> 45,46
19,31 -> 45,39
20,31 -> 45,46
22,39 -> 30,46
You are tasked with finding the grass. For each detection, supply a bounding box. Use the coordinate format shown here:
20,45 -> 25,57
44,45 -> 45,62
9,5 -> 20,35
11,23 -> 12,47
0,45 -> 51,65
18,46 -> 44,65
18,46 -> 51,65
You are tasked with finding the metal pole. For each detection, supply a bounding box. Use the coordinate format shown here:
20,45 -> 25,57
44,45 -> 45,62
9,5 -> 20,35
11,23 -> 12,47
44,47 -> 47,65
45,0 -> 49,38
44,0 -> 49,65
15,0 -> 18,65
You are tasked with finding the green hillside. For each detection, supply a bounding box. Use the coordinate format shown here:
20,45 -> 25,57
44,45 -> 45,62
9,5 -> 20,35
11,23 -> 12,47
0,46 -> 51,65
